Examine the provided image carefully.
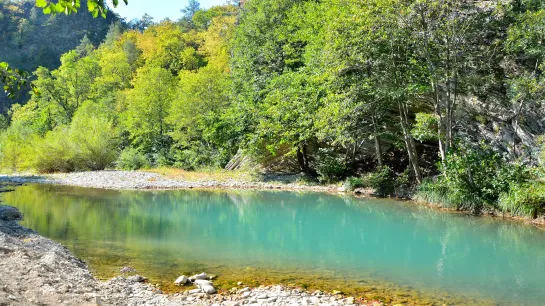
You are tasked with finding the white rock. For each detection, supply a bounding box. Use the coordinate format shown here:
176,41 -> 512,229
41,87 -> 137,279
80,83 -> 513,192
174,275 -> 188,285
239,287 -> 251,293
202,284 -> 216,294
241,292 -> 251,298
190,272 -> 208,281
188,289 -> 202,294
237,281 -> 243,286
194,279 -> 213,288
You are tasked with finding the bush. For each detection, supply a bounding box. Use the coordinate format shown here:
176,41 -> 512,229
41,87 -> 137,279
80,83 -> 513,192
171,144 -> 231,171
31,103 -> 119,173
70,104 -> 119,170
343,176 -> 367,191
0,124 -> 35,172
33,126 -> 75,173
394,168 -> 413,197
315,149 -> 347,183
498,183 -> 545,218
415,143 -> 534,213
367,166 -> 395,196
116,148 -> 150,170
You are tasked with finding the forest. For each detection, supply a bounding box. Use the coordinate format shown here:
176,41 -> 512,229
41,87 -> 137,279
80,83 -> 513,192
1,0 -> 545,218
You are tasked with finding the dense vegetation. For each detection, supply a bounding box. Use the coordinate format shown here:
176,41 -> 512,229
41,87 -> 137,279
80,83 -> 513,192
0,0 -> 121,110
1,0 -> 544,217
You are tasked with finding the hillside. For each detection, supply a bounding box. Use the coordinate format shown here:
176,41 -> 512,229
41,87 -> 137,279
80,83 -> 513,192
0,0 -> 119,112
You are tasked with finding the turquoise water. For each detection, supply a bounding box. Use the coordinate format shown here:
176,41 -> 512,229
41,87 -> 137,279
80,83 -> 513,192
5,184 -> 545,304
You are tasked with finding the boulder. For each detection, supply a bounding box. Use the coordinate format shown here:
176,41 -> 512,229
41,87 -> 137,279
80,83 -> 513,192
238,287 -> 250,294
194,279 -> 213,288
126,275 -> 146,283
194,279 -> 216,294
189,272 -> 208,281
201,284 -> 216,294
188,289 -> 202,294
174,275 -> 188,285
0,205 -> 23,221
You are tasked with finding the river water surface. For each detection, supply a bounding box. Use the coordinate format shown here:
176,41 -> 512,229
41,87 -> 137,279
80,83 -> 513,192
5,184 -> 545,305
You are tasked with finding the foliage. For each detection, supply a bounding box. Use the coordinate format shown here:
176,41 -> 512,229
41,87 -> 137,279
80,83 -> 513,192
69,102 -> 119,170
35,0 -> 128,18
315,148 -> 347,183
33,126 -> 75,173
0,123 -> 35,172
366,166 -> 395,197
122,66 -> 176,155
498,182 -> 545,218
0,0 -> 119,110
116,147 -> 149,170
412,113 -> 439,142
32,102 -> 118,172
416,143 -> 534,213
343,177 -> 367,192
2,0 -> 545,219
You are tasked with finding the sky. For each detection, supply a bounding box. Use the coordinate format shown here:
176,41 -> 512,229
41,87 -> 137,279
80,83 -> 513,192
112,0 -> 228,22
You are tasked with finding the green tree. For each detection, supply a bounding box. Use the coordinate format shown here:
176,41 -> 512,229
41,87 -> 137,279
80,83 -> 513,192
122,66 -> 176,155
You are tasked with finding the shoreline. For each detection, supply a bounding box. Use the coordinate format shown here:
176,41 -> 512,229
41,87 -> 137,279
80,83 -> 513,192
2,170 -> 544,228
0,172 -> 519,305
0,170 -> 343,193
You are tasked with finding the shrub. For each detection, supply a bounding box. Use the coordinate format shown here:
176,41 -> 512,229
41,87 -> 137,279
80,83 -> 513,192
171,144 -> 231,171
498,183 -> 545,218
33,126 -> 75,173
343,176 -> 367,191
315,149 -> 347,183
31,103 -> 119,173
394,168 -> 413,197
70,104 -> 119,170
367,166 -> 395,196
415,143 -> 534,213
116,148 -> 150,170
0,124 -> 35,172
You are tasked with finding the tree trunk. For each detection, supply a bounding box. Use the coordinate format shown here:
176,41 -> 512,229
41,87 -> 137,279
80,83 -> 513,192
296,144 -> 311,174
398,101 -> 422,184
372,115 -> 383,167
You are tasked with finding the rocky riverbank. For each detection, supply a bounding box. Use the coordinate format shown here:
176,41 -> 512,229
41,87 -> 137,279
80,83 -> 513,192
0,170 -> 346,193
0,205 -> 379,306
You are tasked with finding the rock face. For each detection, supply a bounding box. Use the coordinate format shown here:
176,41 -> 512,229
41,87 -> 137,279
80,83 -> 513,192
459,95 -> 545,162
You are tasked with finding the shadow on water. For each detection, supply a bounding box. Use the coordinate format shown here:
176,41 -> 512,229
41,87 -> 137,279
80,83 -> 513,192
3,184 -> 544,305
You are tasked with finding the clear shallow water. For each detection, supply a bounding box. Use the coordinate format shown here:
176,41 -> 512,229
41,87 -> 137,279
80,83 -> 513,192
4,184 -> 545,304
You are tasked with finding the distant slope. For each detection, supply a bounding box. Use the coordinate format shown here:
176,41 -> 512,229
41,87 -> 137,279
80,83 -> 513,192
0,0 -> 120,112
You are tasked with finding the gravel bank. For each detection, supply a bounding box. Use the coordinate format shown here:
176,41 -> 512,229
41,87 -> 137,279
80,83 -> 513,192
0,205 -> 374,306
0,170 -> 341,192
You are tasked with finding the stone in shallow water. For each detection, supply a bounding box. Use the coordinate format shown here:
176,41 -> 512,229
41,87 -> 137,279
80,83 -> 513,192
190,272 -> 208,281
202,284 -> 217,294
0,205 -> 22,221
174,275 -> 188,285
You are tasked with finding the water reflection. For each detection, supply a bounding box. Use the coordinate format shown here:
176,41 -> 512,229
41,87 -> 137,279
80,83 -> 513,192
4,184 -> 545,305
